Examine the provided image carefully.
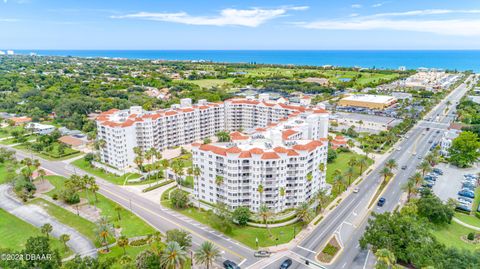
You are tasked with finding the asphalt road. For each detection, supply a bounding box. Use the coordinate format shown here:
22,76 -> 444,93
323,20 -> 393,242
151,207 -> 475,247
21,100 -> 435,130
261,74 -> 476,269
1,147 -> 257,267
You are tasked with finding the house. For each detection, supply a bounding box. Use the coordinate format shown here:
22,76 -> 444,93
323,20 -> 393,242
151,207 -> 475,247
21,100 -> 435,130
59,135 -> 89,151
330,135 -> 348,149
26,123 -> 56,135
10,116 -> 32,126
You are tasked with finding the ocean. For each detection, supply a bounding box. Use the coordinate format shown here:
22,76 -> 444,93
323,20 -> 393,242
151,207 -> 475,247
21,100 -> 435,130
12,50 -> 480,72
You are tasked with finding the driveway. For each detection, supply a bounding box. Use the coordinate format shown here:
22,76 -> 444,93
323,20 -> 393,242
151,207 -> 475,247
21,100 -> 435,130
432,162 -> 480,202
0,184 -> 97,257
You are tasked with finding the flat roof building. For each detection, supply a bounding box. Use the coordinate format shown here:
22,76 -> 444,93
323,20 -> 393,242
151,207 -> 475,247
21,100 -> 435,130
338,94 -> 397,110
331,112 -> 402,134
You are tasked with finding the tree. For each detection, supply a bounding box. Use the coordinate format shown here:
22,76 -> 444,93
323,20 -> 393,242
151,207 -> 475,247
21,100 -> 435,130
115,204 -> 123,220
418,161 -> 432,177
344,166 -> 355,186
22,236 -> 62,269
170,189 -> 189,209
375,248 -> 396,269
358,156 -> 369,174
257,184 -> 264,203
332,169 -> 344,194
215,131 -> 231,142
385,159 -> 398,171
449,131 -> 480,167
135,250 -> 161,269
194,241 -> 221,269
258,204 -> 273,235
416,189 -> 454,225
60,234 -> 71,251
37,169 -> 46,182
232,206 -> 251,226
160,241 -> 187,269
348,157 -> 357,169
215,175 -> 224,187
379,167 -> 393,184
41,223 -> 53,239
306,172 -> 313,182
166,229 -> 192,250
119,255 -> 133,267
295,202 -> 313,225
318,163 -> 325,172
315,189 -> 330,213
402,177 -> 417,202
327,148 -> 337,163
117,235 -> 129,255
410,172 -> 423,186
96,216 -> 114,252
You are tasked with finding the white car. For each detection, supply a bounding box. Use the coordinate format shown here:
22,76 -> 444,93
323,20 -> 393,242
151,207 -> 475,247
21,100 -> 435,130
353,188 -> 360,193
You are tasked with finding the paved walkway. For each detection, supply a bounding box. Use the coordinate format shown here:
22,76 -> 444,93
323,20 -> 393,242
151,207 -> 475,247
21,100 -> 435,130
453,217 -> 480,231
0,184 -> 97,257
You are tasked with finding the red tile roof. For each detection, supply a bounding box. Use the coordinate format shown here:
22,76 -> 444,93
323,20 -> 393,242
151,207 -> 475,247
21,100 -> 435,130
261,152 -> 280,159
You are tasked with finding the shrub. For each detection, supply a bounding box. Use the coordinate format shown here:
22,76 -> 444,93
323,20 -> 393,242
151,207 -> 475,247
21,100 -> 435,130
232,207 -> 251,226
63,191 -> 80,204
170,189 -> 189,209
467,232 -> 475,241
52,193 -> 58,200
130,238 -> 148,247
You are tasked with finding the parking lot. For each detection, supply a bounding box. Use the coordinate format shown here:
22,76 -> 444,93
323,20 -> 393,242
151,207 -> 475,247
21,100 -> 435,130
432,162 -> 479,203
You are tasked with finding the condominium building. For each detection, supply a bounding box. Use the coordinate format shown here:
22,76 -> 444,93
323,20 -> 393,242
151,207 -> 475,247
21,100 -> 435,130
192,108 -> 329,213
96,99 -> 225,169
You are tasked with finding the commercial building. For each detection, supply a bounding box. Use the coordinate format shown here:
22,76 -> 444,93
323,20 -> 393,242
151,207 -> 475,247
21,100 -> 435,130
331,112 -> 402,134
440,124 -> 462,156
338,94 -> 397,110
192,108 -> 329,213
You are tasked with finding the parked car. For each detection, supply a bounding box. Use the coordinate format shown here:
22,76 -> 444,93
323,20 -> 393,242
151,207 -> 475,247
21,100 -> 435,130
458,190 -> 475,199
401,165 -> 407,170
280,259 -> 293,269
377,197 -> 386,207
223,260 -> 240,269
254,251 -> 272,258
458,197 -> 474,204
456,205 -> 472,212
432,168 -> 443,175
462,183 -> 476,190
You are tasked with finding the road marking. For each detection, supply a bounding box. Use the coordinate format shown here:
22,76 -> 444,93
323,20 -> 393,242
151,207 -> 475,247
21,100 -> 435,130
296,245 -> 317,254
363,250 -> 371,269
99,187 -> 247,260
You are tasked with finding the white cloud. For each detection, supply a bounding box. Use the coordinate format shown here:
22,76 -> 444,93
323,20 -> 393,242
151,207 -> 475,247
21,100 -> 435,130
351,4 -> 362,9
299,9 -> 480,36
0,18 -> 19,22
112,6 -> 308,27
372,3 -> 383,8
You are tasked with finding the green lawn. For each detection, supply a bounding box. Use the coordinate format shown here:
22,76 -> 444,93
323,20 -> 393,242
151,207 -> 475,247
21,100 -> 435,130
455,213 -> 480,228
326,151 -> 373,196
0,134 -> 38,145
0,208 -> 72,257
179,78 -> 234,88
72,158 -> 142,185
44,175 -> 155,239
172,152 -> 193,167
14,143 -> 83,161
431,222 -> 480,251
29,198 -> 104,247
161,189 -> 303,249
0,162 -> 17,184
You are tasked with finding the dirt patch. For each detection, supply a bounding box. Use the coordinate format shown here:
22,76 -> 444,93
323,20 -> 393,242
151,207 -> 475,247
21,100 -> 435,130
317,235 -> 341,263
461,234 -> 480,244
34,180 -> 54,194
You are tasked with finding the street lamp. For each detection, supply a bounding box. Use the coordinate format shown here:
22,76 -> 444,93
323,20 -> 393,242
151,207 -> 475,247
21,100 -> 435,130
190,250 -> 193,266
293,226 -> 296,239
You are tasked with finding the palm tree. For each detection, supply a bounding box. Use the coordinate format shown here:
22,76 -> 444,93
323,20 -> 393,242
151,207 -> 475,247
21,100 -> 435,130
375,248 -> 396,269
418,161 -> 432,177
215,131 -> 231,142
194,241 -> 221,269
117,235 -> 129,255
118,255 -> 132,267
425,153 -> 437,166
257,184 -> 264,203
41,223 -> 53,239
257,204 -> 273,236
60,234 -> 70,250
379,167 -> 393,184
279,187 -> 286,211
37,169 -> 46,182
160,241 -> 187,269
332,169 -> 343,194
148,231 -> 164,255
306,172 -> 313,182
96,216 -> 114,252
348,157 -> 357,169
358,156 -> 369,174
385,159 -> 397,171
344,166 -> 355,186
411,172 -> 423,186
90,182 -> 99,202
115,204 -> 122,220
315,189 -> 329,213
295,202 -> 313,225
171,159 -> 185,184
161,159 -> 170,180
402,177 -> 417,202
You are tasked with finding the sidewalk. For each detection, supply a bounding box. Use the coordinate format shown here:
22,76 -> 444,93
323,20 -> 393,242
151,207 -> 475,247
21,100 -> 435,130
453,217 -> 480,231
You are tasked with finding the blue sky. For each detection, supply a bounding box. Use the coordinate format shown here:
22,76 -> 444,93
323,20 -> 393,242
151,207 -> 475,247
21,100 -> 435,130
1,0 -> 480,49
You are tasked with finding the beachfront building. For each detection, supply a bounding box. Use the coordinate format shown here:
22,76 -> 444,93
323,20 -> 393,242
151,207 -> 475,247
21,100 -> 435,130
191,109 -> 329,213
338,94 -> 397,110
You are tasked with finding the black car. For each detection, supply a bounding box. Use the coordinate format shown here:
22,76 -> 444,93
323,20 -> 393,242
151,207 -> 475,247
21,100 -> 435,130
377,197 -> 386,207
401,165 -> 407,170
280,258 -> 293,269
223,260 -> 240,269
